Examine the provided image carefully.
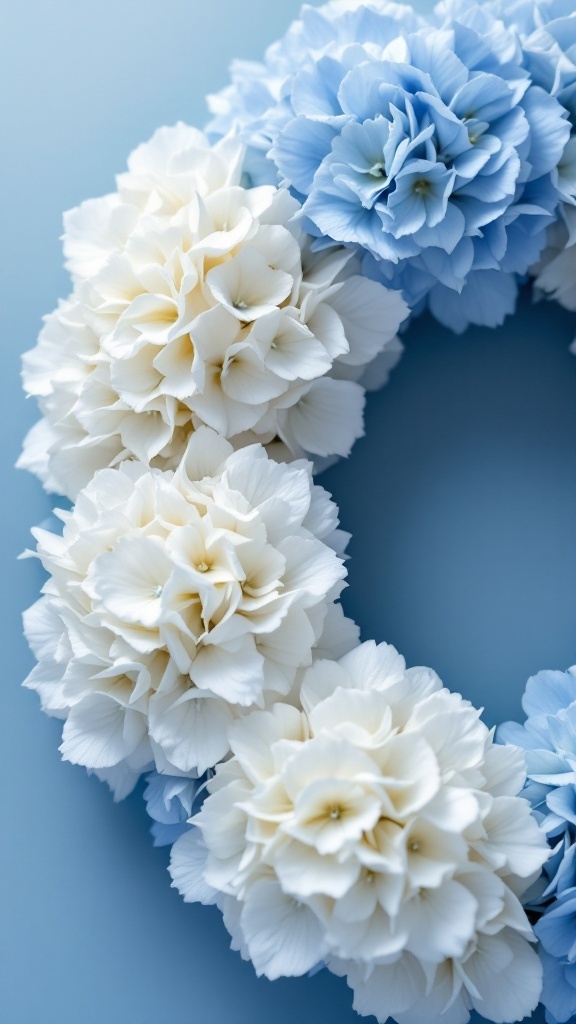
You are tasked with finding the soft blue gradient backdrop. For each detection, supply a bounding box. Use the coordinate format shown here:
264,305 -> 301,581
1,1 -> 574,1021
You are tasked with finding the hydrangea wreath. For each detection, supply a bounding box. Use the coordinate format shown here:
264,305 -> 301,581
18,2 -> 576,1022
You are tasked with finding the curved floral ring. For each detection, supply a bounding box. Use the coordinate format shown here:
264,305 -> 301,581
18,1 -> 576,1023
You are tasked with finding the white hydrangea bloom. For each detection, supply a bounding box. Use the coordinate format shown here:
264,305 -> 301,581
19,123 -> 408,500
23,428 -> 356,787
170,640 -> 549,1024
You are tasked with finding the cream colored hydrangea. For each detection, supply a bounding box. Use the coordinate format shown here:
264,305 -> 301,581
23,428 -> 357,791
170,640 -> 549,1024
19,123 -> 408,500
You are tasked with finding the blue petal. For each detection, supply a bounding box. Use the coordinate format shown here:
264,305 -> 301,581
523,671 -> 576,719
291,57 -> 348,119
428,268 -> 517,332
406,31 -> 468,101
418,234 -> 474,290
273,116 -> 337,194
151,821 -> 191,847
521,85 -> 571,182
411,201 -> 465,252
450,73 -> 516,124
497,720 -> 533,749
540,947 -> 576,1024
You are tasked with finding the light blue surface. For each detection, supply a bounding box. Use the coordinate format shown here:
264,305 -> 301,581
1,1 -> 572,1022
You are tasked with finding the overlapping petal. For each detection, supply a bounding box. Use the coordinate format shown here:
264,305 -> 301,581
19,125 -> 408,500
23,430 -> 354,780
208,0 -> 572,331
171,640 -> 549,1024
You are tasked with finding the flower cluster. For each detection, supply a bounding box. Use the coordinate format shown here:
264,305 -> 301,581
23,428 -> 354,791
19,123 -> 407,501
453,0 -> 576,327
171,641 -> 549,1024
499,668 -> 576,1024
208,0 -> 571,331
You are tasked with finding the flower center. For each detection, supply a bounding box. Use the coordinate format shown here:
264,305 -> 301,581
196,561 -> 210,573
329,807 -> 342,820
369,162 -> 386,178
409,840 -> 420,852
413,180 -> 430,197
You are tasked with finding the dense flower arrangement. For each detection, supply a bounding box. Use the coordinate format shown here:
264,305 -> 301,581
19,1 -> 576,1022
207,0 -> 573,331
171,641 -> 549,1024
18,124 -> 407,500
499,669 -> 576,1024
23,428 -> 352,790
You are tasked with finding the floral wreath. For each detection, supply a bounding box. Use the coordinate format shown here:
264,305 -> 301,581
18,2 -> 576,1022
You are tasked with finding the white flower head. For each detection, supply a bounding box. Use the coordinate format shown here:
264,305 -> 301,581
23,428 -> 355,780
19,123 -> 409,500
170,640 -> 549,1024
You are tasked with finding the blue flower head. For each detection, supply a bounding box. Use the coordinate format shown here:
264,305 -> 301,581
454,0 -> 576,201
143,772 -> 200,847
208,0 -> 570,331
498,668 -> 576,1024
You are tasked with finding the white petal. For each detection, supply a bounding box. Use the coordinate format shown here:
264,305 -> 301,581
22,658 -> 68,717
481,743 -> 527,798
229,703 -> 306,783
339,640 -> 407,692
312,604 -> 360,660
221,446 -> 312,536
279,536 -> 345,606
169,828 -> 218,905
466,930 -> 543,1024
206,248 -> 293,322
339,954 -> 427,1023
63,194 -> 139,278
178,426 -> 233,483
17,418 -> 56,487
60,692 -> 147,769
90,763 -> 142,801
274,840 -> 360,900
300,659 -> 353,713
256,606 -> 316,668
241,877 -> 327,979
278,378 -> 365,458
330,276 -> 409,365
22,597 -> 62,662
404,880 -> 478,962
305,301 -> 349,360
474,796 -> 549,878
191,637 -> 265,706
86,535 -> 173,626
149,687 -> 233,774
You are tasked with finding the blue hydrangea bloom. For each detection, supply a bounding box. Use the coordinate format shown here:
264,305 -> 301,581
208,0 -> 570,331
538,889 -> 576,1024
498,668 -> 576,1024
143,772 -> 200,847
442,0 -> 574,39
453,0 -> 576,204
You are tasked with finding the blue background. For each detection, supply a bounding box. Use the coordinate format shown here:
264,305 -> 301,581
2,1 -> 575,1021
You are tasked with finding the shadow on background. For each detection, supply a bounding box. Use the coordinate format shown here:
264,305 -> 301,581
324,288 -> 576,731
